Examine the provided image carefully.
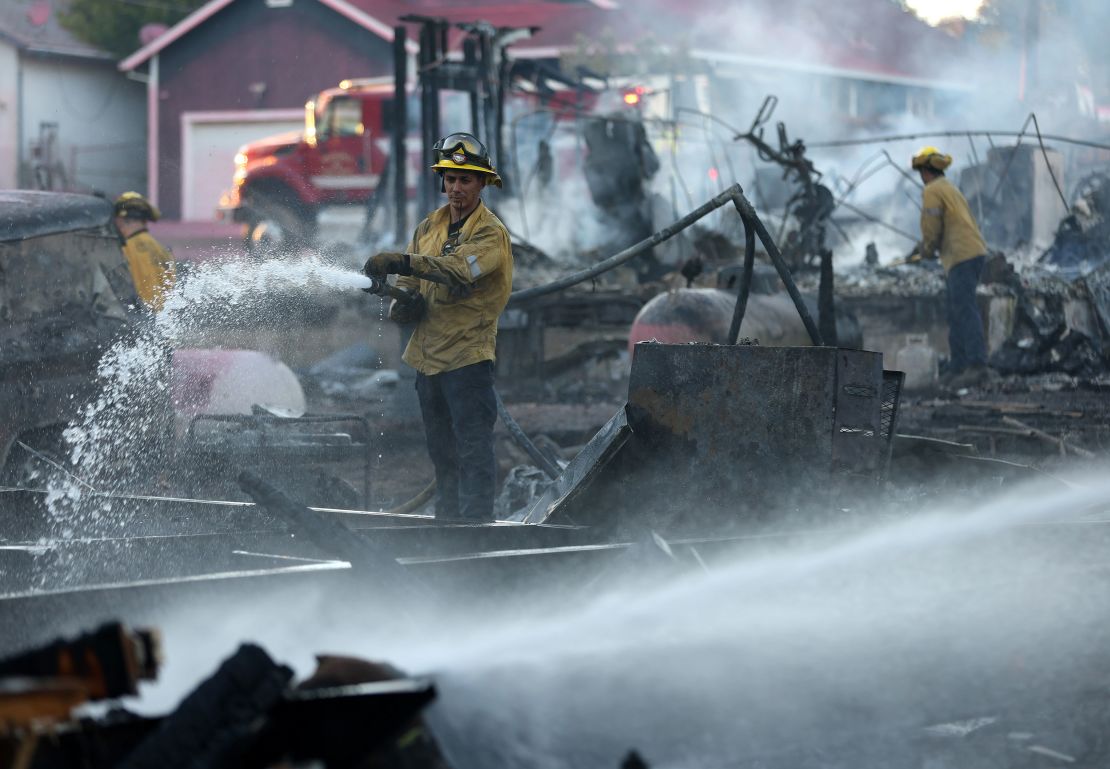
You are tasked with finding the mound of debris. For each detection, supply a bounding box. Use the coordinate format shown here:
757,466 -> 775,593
1040,170 -> 1110,279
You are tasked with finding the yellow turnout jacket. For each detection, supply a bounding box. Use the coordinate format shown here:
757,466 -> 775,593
121,229 -> 176,311
920,176 -> 987,272
391,201 -> 513,375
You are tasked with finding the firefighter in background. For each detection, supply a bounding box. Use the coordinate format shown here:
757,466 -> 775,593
113,192 -> 176,312
582,112 -> 662,281
364,133 -> 513,522
912,147 -> 992,388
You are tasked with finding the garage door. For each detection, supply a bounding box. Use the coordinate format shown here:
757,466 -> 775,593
181,110 -> 303,221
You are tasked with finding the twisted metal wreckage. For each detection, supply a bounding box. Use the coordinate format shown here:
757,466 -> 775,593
1,179 -> 897,766
6,95 -> 1110,767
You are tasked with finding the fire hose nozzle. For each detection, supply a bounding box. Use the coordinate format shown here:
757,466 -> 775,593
362,275 -> 422,306
361,275 -> 389,295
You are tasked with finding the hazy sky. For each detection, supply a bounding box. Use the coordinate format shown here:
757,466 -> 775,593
904,0 -> 986,24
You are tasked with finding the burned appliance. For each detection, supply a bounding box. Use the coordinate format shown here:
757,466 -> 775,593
524,343 -> 903,535
0,192 -> 140,485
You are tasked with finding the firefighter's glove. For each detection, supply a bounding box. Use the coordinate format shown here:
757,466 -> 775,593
390,291 -> 426,324
363,252 -> 412,278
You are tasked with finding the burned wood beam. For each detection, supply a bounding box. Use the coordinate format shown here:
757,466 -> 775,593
1000,416 -> 1095,458
958,401 -> 1084,417
236,471 -> 417,589
957,425 -> 1039,437
892,434 -> 978,457
495,391 -> 561,480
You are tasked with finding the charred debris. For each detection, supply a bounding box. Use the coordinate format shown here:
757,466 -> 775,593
3,64 -> 1110,604
5,12 -> 1110,768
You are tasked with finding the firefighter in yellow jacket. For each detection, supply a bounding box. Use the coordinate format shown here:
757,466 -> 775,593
913,147 -> 991,387
113,192 -> 176,312
364,133 -> 513,521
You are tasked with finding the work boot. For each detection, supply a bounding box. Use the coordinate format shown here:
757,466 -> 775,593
947,364 -> 993,390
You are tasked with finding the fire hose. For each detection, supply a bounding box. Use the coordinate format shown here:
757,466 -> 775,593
364,183 -> 818,510
505,183 -> 823,346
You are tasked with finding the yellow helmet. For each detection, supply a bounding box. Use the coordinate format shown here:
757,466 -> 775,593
114,191 -> 161,221
430,132 -> 503,187
911,146 -> 953,172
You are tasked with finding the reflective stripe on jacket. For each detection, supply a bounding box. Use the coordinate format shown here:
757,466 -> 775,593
391,201 -> 513,375
121,230 -> 176,311
920,176 -> 988,272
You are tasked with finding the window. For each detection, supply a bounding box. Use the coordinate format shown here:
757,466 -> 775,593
319,98 -> 364,140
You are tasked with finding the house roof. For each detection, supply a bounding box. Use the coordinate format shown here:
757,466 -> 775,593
117,0 -> 618,71
0,0 -> 113,60
360,0 -> 640,58
119,0 -> 419,72
120,0 -> 970,89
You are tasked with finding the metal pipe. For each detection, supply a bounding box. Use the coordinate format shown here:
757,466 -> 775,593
732,194 -> 824,346
417,23 -> 432,217
836,199 -> 921,243
147,55 -> 159,204
1028,112 -> 1071,214
464,38 -> 480,136
495,51 -> 512,191
360,151 -> 391,241
392,25 -> 408,245
15,57 -> 23,187
509,184 -> 742,304
988,113 -> 1034,206
727,215 -> 756,344
478,32 -> 495,153
809,128 -> 1110,152
15,440 -> 98,493
818,248 -> 838,347
507,184 -> 822,346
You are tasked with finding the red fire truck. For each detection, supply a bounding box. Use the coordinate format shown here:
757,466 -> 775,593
219,77 -> 434,247
220,74 -> 630,248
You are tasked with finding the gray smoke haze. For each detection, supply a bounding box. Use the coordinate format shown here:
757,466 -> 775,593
500,0 -> 1106,268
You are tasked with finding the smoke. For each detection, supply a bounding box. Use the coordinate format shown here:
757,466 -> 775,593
496,167 -> 615,265
497,106 -> 681,268
103,468 -> 1110,769
519,0 -> 1108,270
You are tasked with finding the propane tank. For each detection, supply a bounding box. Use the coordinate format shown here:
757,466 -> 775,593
895,334 -> 939,391
171,349 -> 306,436
628,288 -> 858,353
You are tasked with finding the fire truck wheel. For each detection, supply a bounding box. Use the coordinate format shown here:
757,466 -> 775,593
246,198 -> 314,254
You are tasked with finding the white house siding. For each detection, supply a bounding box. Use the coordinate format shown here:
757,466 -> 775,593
20,56 -> 146,195
0,41 -> 19,188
